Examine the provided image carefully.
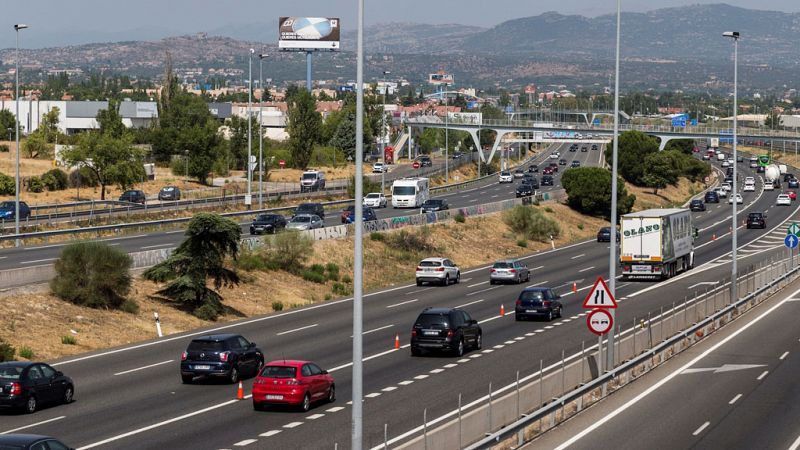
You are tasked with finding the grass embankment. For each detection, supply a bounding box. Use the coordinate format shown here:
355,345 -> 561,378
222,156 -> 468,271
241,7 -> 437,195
627,177 -> 711,211
0,203 -> 604,360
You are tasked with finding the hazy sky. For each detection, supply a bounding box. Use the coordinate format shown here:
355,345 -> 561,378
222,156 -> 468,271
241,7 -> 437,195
2,0 -> 799,47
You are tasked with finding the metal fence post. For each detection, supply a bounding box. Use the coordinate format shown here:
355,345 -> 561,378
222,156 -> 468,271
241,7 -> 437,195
488,382 -> 493,433
660,306 -> 664,342
539,359 -> 543,407
580,340 -> 585,384
384,424 -> 388,450
632,316 -> 637,355
458,393 -> 462,450
423,408 -> 428,450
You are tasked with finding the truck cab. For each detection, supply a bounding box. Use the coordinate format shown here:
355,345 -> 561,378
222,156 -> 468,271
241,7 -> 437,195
300,170 -> 326,192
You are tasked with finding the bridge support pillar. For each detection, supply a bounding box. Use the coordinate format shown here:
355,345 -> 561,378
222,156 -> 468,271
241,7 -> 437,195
487,129 -> 511,168
467,129 -> 484,162
657,135 -> 673,151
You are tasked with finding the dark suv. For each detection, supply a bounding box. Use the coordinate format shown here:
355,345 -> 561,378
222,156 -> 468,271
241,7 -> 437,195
746,212 -> 766,229
704,190 -> 720,203
250,214 -> 287,235
410,307 -> 482,357
158,186 -> 181,201
689,199 -> 706,212
295,203 -> 325,220
541,175 -> 554,186
119,189 -> 146,205
180,334 -> 264,384
515,287 -> 563,321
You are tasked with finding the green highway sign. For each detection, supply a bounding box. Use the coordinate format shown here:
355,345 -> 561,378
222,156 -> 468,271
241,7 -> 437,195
788,223 -> 800,237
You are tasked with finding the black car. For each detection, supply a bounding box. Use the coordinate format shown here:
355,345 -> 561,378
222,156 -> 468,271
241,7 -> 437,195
513,168 -> 525,179
689,199 -> 706,212
596,226 -> 620,243
591,144 -> 598,151
570,160 -> 580,168
250,214 -> 287,235
704,190 -> 720,203
569,145 -> 577,152
558,159 -> 567,166
522,174 -> 539,188
0,362 -> 74,414
421,198 -> 449,213
341,205 -> 378,223
516,183 -> 534,197
452,151 -> 464,160
295,202 -> 325,220
180,334 -> 264,384
581,146 -> 588,152
746,212 -> 766,229
0,435 -> 73,450
541,175 -> 554,186
0,201 -> 31,220
158,186 -> 181,201
418,156 -> 433,167
789,179 -> 799,189
119,189 -> 146,205
528,165 -> 538,173
410,307 -> 482,357
756,165 -> 765,173
784,173 -> 795,182
514,287 -> 563,321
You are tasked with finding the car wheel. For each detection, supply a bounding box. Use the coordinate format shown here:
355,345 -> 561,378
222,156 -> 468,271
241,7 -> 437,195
181,375 -> 194,384
454,338 -> 465,357
547,310 -> 553,322
489,279 -> 495,285
229,365 -> 239,384
327,384 -> 336,403
411,347 -> 422,357
24,395 -> 36,414
516,274 -> 522,284
300,392 -> 312,412
526,272 -> 531,282
253,401 -> 265,411
454,272 -> 460,284
416,279 -> 423,287
442,274 -> 450,286
557,307 -> 563,319
63,385 -> 74,404
475,333 -> 482,350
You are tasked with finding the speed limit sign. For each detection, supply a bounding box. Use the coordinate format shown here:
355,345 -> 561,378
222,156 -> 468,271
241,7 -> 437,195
587,309 -> 613,335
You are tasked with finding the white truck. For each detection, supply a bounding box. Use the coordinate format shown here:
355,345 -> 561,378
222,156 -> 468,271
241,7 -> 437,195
391,177 -> 430,208
620,208 -> 696,280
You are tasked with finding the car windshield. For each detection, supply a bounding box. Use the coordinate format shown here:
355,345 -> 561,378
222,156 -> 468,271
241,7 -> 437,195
0,365 -> 23,379
292,216 -> 311,223
501,172 -> 510,176
416,313 -> 448,327
419,260 -> 441,267
260,366 -> 297,379
0,201 -> 14,209
493,262 -> 513,268
187,340 -> 224,352
600,227 -> 611,233
302,173 -> 318,180
366,193 -> 380,199
256,215 -> 276,223
749,213 -> 762,218
519,290 -> 545,301
393,186 -> 415,195
296,205 -> 317,213
161,187 -> 175,192
423,200 -> 442,206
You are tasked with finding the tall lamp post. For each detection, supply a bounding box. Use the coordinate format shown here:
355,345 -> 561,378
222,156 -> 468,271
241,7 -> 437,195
7,128 -> 11,142
606,0 -> 621,371
14,24 -> 28,247
724,31 -> 740,305
246,48 -> 254,208
258,53 -> 268,209
381,70 -> 390,194
352,0 -> 365,447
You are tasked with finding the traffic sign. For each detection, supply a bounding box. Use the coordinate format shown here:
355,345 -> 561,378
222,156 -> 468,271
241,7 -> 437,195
279,159 -> 286,168
582,276 -> 618,309
587,309 -> 613,335
785,234 -> 799,249
788,223 -> 800,237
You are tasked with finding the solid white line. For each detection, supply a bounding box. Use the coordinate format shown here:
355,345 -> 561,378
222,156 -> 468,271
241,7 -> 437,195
757,370 -> 769,380
529,280 -> 549,287
467,281 -> 488,288
455,299 -> 484,309
140,243 -> 174,249
20,258 -> 57,264
551,291 -> 797,450
532,266 -> 544,271
114,360 -> 174,376
360,324 -> 394,336
276,323 -> 318,336
570,254 -> 585,259
578,266 -> 595,273
729,394 -> 742,405
23,243 -> 65,250
259,430 -> 282,437
687,281 -> 719,290
1,416 -> 66,434
789,432 -> 800,450
234,439 -> 258,446
387,299 -> 418,309
779,351 -> 789,360
692,421 -> 711,436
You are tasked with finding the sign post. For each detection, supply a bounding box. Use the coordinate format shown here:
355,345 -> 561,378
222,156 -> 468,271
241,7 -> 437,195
583,276 -> 618,376
785,233 -> 798,270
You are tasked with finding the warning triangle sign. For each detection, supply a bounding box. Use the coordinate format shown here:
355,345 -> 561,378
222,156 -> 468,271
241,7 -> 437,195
582,276 -> 617,309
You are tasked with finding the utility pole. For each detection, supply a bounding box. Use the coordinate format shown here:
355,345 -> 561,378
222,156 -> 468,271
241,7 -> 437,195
246,48 -> 254,208
724,30 -> 740,307
14,23 -> 28,247
606,0 -> 621,370
352,0 -> 365,448
381,71 -> 390,194
258,53 -> 267,209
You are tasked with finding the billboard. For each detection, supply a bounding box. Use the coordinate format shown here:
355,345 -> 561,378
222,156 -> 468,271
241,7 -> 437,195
279,17 -> 340,51
447,112 -> 482,125
428,73 -> 454,85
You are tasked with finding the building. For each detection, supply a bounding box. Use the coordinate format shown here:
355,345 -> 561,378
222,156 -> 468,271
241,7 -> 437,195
0,99 -> 158,135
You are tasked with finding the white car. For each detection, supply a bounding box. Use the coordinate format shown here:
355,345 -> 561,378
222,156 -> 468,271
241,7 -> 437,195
744,177 -> 755,184
743,183 -> 755,192
721,160 -> 730,168
549,153 -> 560,159
728,194 -> 743,204
372,162 -> 388,173
764,182 -> 775,191
498,171 -> 513,183
415,257 -> 460,286
714,187 -> 728,198
363,192 -> 387,208
727,158 -> 735,165
721,182 -> 732,192
777,194 -> 792,206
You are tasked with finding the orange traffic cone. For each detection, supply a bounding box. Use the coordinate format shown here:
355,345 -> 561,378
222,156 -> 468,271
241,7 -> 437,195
236,381 -> 244,400
500,304 -> 505,317
394,334 -> 400,349
712,233 -> 716,241
572,282 -> 577,293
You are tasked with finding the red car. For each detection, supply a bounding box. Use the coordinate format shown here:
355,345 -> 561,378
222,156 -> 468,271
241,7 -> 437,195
252,360 -> 335,412
786,191 -> 797,200
542,166 -> 554,175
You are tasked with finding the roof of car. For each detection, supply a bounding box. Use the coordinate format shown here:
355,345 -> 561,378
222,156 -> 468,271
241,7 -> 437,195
0,434 -> 54,444
421,307 -> 457,314
192,334 -> 240,342
263,360 -> 310,368
420,257 -> 447,262
0,361 -> 34,368
521,287 -> 551,292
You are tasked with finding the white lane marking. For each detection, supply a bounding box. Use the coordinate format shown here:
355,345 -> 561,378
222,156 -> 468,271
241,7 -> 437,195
457,358 -> 470,363
504,340 -> 516,345
467,281 -> 487,288
166,230 -> 186,234
414,374 -> 429,380
467,286 -> 500,296
693,421 -> 711,436
493,345 -> 505,349
525,332 -> 536,337
23,244 -> 65,250
306,413 -> 325,420
570,254 -> 585,259
757,370 -> 769,380
688,281 -> 720,289
788,433 -> 800,450
460,278 -> 472,283
780,351 -> 789,360
469,354 -> 482,358
529,280 -> 549,287
326,407 -> 346,412
429,368 -> 445,374
259,430 -> 282,437
398,380 -> 414,386
1,416 -> 66,435
355,324 -> 394,336
444,363 -> 458,368
532,266 -> 544,271
365,393 -> 381,398
514,336 -> 525,340
234,439 -> 258,446
578,266 -> 595,273
102,234 -> 148,241
456,299 -> 484,309
535,329 -> 545,333
114,360 -> 174,376
382,386 -> 397,392
729,394 -> 742,405
482,349 -> 494,354
387,299 -> 418,308
140,243 -> 174,249
20,258 -> 57,264
283,422 -> 303,428
276,323 -> 319,336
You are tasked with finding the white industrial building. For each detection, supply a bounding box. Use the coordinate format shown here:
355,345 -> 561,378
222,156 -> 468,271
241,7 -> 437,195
0,100 -> 158,135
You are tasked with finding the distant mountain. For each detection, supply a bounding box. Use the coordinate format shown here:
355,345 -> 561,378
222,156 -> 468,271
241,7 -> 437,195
340,23 -> 486,53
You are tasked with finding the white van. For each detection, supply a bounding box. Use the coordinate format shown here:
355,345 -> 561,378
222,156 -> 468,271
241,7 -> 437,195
716,152 -> 726,161
391,177 -> 430,208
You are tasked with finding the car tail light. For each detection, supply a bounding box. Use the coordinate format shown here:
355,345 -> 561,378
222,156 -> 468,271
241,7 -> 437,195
542,301 -> 551,307
446,329 -> 454,337
509,269 -> 516,273
411,329 -> 418,336
435,267 -> 445,272
9,382 -> 21,396
181,351 -> 188,361
219,351 -> 230,362
416,267 -> 423,271
622,266 -> 631,272
515,299 -> 522,306
287,379 -> 302,385
490,269 -> 496,273
654,267 -> 662,273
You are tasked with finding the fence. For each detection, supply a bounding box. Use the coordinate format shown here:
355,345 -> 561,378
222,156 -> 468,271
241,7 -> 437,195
390,250 -> 797,450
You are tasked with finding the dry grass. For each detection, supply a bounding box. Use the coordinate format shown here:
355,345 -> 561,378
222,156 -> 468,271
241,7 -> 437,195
627,178 -> 707,211
0,202 -> 603,360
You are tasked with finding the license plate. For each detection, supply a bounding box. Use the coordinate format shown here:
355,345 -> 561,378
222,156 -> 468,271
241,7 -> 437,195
632,265 -> 651,273
526,310 -> 537,313
423,330 -> 438,336
425,268 -> 433,272
266,394 -> 283,400
194,365 -> 211,370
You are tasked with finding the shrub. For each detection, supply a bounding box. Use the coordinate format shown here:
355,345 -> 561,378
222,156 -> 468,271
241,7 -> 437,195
516,239 -> 528,248
0,338 -> 15,361
0,173 -> 14,195
69,167 -> 99,187
42,168 -> 69,191
170,157 -> 188,177
332,282 -> 350,296
384,229 -> 437,253
370,232 -> 385,241
0,144 -> 9,152
271,301 -> 284,311
266,231 -> 313,271
503,205 -> 561,243
50,242 -> 133,310
454,213 -> 466,223
235,252 -> 268,272
61,335 -> 77,345
577,223 -> 584,230
325,262 -> 340,281
194,304 -> 219,321
302,269 -> 327,284
18,346 -> 34,359
26,176 -> 45,193
347,175 -> 382,198
120,299 -> 140,314
309,264 -> 325,275
341,274 -> 352,284
544,207 -> 554,213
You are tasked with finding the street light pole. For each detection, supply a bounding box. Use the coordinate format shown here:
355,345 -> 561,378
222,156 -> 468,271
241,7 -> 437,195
352,0 -> 365,447
381,70 -> 390,194
247,48 -> 254,208
606,0 -> 621,370
14,24 -> 28,247
444,85 -> 449,182
724,31 -> 740,305
185,149 -> 189,180
259,53 -> 267,209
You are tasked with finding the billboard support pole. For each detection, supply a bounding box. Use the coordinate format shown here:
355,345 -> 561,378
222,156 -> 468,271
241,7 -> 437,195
306,51 -> 313,91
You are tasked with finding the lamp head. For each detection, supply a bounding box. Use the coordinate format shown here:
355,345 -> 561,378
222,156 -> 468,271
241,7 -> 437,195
249,48 -> 255,54
14,24 -> 28,31
383,71 -> 391,75
722,31 -> 740,39
259,53 -> 268,59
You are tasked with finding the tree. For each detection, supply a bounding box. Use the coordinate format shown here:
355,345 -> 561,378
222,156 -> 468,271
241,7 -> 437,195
606,130 -> 659,186
642,152 -> 680,195
96,101 -> 127,139
663,139 -> 694,155
22,133 -> 52,159
39,107 -> 61,143
499,91 -> 511,107
765,111 -> 783,130
0,110 -> 17,141
143,213 -> 242,320
562,167 -> 636,218
286,88 -> 321,169
63,132 -> 145,199
51,242 -> 135,311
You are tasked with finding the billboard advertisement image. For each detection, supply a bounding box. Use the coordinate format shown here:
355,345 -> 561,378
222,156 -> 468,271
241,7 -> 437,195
428,73 -> 454,85
279,17 -> 341,50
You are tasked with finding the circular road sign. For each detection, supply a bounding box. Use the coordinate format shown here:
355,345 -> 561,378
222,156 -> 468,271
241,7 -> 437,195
587,309 -> 613,335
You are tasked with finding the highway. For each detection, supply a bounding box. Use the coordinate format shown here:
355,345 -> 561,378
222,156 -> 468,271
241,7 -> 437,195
532,279 -> 800,450
1,145 -> 798,450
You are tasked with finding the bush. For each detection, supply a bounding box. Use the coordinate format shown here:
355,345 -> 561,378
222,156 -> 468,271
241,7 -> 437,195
503,206 -> 561,242
0,144 -> 9,152
42,168 -> 69,191
325,262 -> 340,281
18,346 -> 34,359
544,207 -> 554,213
61,335 -> 77,345
454,213 -> 466,223
370,232 -> 384,241
332,282 -> 350,296
384,229 -> 437,253
341,274 -> 352,284
0,173 -> 14,195
171,157 -> 188,177
272,301 -> 284,311
516,239 -> 528,248
26,176 -> 45,193
309,264 -> 325,275
0,338 -> 15,361
120,299 -> 140,314
302,269 -> 327,284
50,242 -> 133,310
69,167 -> 100,188
235,252 -> 268,272
266,231 -> 313,271
577,223 -> 584,230
561,167 -> 636,218
194,304 -> 219,321
347,175 -> 383,198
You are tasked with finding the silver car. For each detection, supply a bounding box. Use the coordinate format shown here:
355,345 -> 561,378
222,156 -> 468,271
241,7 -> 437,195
415,257 -> 460,286
286,214 -> 324,230
489,259 -> 531,284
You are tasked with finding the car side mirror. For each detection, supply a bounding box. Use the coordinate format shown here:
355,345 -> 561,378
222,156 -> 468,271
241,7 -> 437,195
321,370 -> 329,375
555,295 -> 562,300
249,342 -> 256,348
55,371 -> 63,377
469,319 -> 478,325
